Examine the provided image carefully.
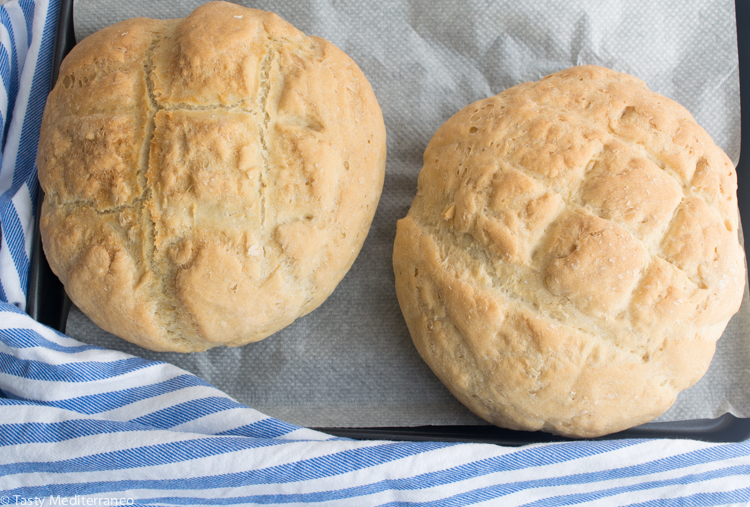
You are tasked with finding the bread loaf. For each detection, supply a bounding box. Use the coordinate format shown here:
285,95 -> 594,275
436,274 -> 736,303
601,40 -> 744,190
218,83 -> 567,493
38,1 -> 386,352
393,65 -> 745,437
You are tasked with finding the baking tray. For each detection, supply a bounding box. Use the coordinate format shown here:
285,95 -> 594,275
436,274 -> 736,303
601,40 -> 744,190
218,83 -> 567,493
26,0 -> 750,445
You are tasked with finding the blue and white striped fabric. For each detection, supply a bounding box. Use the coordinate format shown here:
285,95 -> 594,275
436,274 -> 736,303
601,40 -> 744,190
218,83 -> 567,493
0,0 -> 749,504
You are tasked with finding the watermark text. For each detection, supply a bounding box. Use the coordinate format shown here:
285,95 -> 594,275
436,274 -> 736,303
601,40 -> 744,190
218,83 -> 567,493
0,496 -> 134,506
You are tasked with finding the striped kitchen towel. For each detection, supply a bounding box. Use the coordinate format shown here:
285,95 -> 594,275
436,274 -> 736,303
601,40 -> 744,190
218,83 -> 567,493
0,0 -> 749,504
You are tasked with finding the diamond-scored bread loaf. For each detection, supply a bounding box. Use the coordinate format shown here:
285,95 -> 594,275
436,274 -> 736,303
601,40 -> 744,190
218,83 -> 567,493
38,2 -> 386,352
393,65 -> 745,438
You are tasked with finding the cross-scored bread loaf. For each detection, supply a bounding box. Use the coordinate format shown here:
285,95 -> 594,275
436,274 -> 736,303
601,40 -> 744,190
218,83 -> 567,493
393,65 -> 745,437
38,1 -> 386,352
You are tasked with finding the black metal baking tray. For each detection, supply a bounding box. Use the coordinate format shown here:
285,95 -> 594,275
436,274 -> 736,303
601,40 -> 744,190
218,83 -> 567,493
26,0 -> 750,445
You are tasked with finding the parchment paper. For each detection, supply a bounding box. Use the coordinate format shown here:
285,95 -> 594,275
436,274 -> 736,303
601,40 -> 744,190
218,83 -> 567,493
66,0 -> 749,428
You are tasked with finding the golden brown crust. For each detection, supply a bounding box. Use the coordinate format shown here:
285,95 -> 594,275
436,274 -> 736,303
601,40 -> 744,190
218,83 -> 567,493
393,65 -> 745,437
39,1 -> 386,352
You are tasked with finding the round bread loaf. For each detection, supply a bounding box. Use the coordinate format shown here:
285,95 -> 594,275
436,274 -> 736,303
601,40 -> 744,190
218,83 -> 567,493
38,2 -> 386,352
393,65 -> 745,437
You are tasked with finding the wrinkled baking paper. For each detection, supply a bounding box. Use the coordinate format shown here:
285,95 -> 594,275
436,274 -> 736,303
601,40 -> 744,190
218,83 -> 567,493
67,0 -> 748,428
